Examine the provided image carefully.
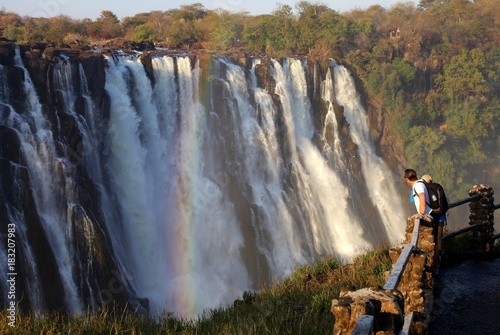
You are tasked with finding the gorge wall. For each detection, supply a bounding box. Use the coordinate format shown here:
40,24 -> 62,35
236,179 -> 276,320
0,42 -> 408,318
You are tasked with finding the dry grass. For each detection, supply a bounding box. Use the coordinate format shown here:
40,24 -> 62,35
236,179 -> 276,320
0,248 -> 392,335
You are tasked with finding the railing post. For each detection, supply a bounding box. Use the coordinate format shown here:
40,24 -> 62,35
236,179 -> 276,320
468,184 -> 495,252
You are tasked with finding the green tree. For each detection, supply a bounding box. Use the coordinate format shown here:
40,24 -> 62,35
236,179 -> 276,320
20,17 -> 36,41
132,24 -> 156,41
437,48 -> 488,101
429,149 -> 456,189
295,3 -> 320,53
75,18 -> 94,37
165,20 -> 192,47
122,12 -> 149,37
174,3 -> 207,21
484,47 -> 500,97
319,10 -> 352,46
366,59 -> 414,110
404,126 -> 447,175
242,9 -> 294,55
22,18 -> 50,42
444,102 -> 482,136
262,16 -> 286,54
210,11 -> 239,49
272,4 -> 297,53
165,5 -> 206,47
2,25 -> 22,41
392,58 -> 416,87
44,15 -> 76,45
241,15 -> 270,53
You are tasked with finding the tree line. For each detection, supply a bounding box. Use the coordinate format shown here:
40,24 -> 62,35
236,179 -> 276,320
1,0 -> 499,201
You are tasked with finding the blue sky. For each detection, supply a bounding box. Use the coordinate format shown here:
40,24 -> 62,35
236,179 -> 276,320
2,0 -> 417,20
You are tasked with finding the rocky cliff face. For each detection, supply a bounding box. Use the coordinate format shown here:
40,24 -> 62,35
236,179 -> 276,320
0,42 -> 131,312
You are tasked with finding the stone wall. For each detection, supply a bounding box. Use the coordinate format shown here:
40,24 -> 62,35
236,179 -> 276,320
468,184 -> 495,252
331,216 -> 437,335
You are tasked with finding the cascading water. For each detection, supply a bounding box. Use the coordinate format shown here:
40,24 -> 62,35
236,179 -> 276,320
0,63 -> 43,311
333,63 -> 406,242
101,55 -> 170,313
270,58 -> 375,258
0,49 -> 406,319
1,49 -> 83,313
214,58 -> 374,276
100,55 -> 250,317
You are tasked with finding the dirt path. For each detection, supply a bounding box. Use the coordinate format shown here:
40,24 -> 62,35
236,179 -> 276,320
428,257 -> 500,334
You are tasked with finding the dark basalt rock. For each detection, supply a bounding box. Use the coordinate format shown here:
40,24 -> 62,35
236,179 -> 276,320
0,157 -> 65,312
0,42 -> 17,66
0,126 -> 22,164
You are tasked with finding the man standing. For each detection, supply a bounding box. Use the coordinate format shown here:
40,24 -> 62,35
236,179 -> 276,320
404,168 -> 431,216
404,168 -> 440,271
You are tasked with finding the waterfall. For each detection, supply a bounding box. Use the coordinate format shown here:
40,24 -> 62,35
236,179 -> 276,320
0,63 -> 44,312
0,49 -> 83,313
0,50 -> 407,319
333,63 -> 406,242
101,55 -> 169,313
100,55 -> 250,317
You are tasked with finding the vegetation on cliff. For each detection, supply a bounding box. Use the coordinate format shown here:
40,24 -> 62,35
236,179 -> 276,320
1,0 -> 498,202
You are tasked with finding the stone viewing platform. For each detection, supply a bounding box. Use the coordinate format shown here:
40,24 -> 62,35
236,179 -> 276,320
330,184 -> 498,335
428,257 -> 500,334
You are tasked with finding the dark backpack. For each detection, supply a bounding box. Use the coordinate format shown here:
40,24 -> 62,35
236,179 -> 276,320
416,180 -> 449,215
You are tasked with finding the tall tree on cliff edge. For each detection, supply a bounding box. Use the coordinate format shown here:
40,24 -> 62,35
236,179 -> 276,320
90,10 -> 123,40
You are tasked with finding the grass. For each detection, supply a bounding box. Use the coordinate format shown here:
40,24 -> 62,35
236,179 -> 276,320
0,248 -> 392,335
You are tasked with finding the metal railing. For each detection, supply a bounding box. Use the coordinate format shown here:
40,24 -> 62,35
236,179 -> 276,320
442,195 -> 498,241
447,194 -> 481,210
442,224 -> 479,240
